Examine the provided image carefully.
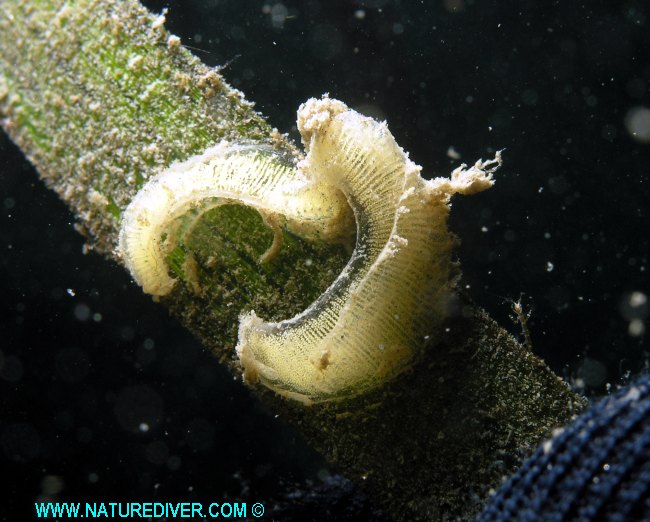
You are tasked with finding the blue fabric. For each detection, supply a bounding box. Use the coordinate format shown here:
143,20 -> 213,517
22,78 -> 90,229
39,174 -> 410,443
477,374 -> 650,521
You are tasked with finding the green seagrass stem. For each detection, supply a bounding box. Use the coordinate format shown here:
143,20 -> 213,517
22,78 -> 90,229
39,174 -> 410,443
0,0 -> 289,255
0,1 -> 586,521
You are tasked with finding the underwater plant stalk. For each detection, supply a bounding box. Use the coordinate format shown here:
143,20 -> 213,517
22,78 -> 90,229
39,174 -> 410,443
0,1 -> 586,520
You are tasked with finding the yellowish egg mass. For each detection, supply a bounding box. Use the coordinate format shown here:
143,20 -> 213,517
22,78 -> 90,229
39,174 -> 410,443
118,96 -> 500,404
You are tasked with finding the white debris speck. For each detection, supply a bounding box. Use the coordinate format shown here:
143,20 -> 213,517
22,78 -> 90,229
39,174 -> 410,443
620,291 -> 649,324
151,9 -> 167,30
398,186 -> 416,203
628,319 -> 645,337
167,35 -> 181,50
542,439 -> 553,454
625,106 -> 650,143
630,291 -> 647,307
447,146 -> 461,160
139,81 -> 162,102
623,386 -> 641,402
142,143 -> 159,157
546,261 -> 554,272
88,188 -> 108,208
66,288 -> 76,297
127,55 -> 143,70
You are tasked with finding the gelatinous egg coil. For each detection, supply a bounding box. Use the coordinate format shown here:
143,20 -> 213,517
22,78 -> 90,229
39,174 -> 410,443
119,96 -> 498,404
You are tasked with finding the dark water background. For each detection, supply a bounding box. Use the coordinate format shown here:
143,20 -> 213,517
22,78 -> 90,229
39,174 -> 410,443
1,1 -> 649,520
